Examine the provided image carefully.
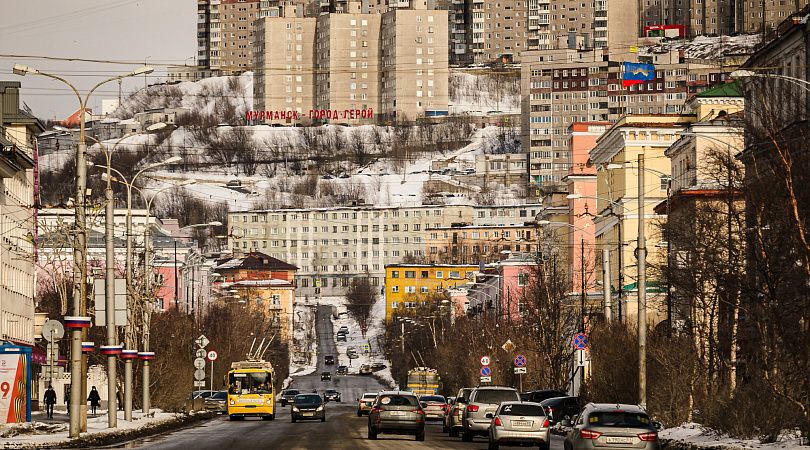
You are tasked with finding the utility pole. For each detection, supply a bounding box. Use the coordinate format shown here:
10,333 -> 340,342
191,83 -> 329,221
637,153 -> 647,409
580,238 -> 586,333
603,248 -> 611,321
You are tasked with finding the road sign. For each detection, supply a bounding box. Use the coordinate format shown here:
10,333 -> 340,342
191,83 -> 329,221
42,320 -> 65,341
480,356 -> 490,366
207,350 -> 218,361
194,358 -> 206,369
573,333 -> 588,350
363,344 -> 370,353
480,376 -> 491,382
502,340 -> 515,352
575,349 -> 589,367
196,349 -> 206,359
194,369 -> 206,381
193,381 -> 206,387
196,335 -> 209,349
514,354 -> 526,367
514,367 -> 527,374
480,366 -> 491,377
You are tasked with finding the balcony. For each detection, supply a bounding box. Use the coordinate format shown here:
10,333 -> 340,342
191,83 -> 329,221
267,304 -> 283,310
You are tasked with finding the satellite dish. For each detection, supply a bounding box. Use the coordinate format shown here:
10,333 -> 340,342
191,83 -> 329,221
42,320 -> 65,341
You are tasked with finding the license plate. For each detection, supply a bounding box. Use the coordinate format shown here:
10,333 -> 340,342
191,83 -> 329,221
389,411 -> 405,416
605,437 -> 634,444
303,413 -> 314,417
512,420 -> 533,427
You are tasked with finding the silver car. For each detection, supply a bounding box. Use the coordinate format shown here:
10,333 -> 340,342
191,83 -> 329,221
461,386 -> 522,442
563,403 -> 661,450
419,394 -> 447,420
487,401 -> 550,450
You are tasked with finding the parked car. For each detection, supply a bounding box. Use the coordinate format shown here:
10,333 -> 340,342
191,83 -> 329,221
321,371 -> 332,381
446,387 -> 473,437
339,325 -> 349,334
357,392 -> 378,416
226,179 -> 241,187
461,386 -> 522,442
279,389 -> 300,406
336,365 -> 348,375
367,390 -> 426,441
346,347 -> 359,359
324,355 -> 335,365
291,394 -> 326,423
336,332 -> 347,342
204,390 -> 229,414
540,396 -> 582,425
562,403 -> 661,450
419,394 -> 447,420
370,363 -> 387,371
522,389 -> 567,404
359,364 -> 372,375
488,401 -> 550,450
323,389 -> 341,402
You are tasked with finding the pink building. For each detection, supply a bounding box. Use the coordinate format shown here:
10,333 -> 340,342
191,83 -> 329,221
564,122 -> 611,294
468,254 -> 537,321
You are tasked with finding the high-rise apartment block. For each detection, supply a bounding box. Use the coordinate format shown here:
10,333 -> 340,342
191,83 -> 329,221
520,48 -> 725,195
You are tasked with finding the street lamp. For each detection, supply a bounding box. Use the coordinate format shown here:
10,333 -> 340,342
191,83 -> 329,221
13,63 -> 153,436
99,161 -> 186,420
730,69 -> 810,91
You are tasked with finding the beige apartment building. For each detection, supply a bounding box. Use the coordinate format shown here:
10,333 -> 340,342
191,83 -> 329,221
228,203 -> 542,298
520,48 -> 726,196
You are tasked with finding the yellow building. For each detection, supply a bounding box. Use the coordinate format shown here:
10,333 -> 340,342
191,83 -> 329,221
384,264 -> 483,323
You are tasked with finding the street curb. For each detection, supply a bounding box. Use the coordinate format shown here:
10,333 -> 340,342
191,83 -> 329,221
11,411 -> 215,449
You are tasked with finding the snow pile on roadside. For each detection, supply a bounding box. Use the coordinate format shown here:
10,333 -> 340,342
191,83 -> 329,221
660,422 -> 804,449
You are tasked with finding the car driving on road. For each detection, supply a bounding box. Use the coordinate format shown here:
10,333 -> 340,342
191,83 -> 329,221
321,371 -> 332,381
323,389 -> 341,402
279,389 -> 300,407
204,390 -> 229,414
291,394 -> 326,423
540,396 -> 582,425
357,392 -> 378,416
336,365 -> 348,375
419,394 -> 447,420
324,355 -> 334,365
562,403 -> 660,450
488,401 -> 550,450
461,386 -> 522,442
446,387 -> 473,437
367,390 -> 426,441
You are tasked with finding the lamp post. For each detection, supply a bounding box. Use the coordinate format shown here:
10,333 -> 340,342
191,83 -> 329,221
141,179 -> 196,414
13,63 -> 153,437
98,157 -> 182,421
173,222 -> 222,315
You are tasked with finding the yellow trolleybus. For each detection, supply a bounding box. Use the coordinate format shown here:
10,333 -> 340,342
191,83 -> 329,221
227,359 -> 275,420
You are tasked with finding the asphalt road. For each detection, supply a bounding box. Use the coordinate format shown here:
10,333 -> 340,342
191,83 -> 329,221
112,306 -> 566,449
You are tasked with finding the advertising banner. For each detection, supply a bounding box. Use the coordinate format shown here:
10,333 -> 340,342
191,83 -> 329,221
0,343 -> 31,423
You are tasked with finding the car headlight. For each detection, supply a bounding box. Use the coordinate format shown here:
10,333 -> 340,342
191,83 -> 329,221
229,399 -> 235,405
267,398 -> 272,405
317,405 -> 324,411
292,407 -> 299,412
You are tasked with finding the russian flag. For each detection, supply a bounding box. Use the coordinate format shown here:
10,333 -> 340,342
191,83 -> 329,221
623,62 -> 656,87
81,342 -> 94,352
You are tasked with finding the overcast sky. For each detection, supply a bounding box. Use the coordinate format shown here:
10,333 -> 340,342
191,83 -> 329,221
0,0 -> 197,120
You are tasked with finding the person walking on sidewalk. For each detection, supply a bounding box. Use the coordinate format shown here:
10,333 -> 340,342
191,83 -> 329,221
64,386 -> 70,415
88,386 -> 101,415
43,385 -> 57,418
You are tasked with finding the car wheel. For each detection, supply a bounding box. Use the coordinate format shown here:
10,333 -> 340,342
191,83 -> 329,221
539,442 -> 549,450
488,439 -> 499,450
462,431 -> 473,442
321,416 -> 326,422
450,427 -> 459,437
292,417 -> 296,423
368,427 -> 377,440
357,410 -> 362,417
416,432 -> 425,441
443,422 -> 449,433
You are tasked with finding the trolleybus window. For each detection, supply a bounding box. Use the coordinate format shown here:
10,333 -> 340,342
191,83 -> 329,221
229,371 -> 273,395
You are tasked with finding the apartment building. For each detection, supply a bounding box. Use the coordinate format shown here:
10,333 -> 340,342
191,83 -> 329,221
227,203 -> 542,299
426,223 -> 540,264
520,48 -> 725,194
0,82 -> 43,346
475,153 -> 527,189
384,263 -> 483,322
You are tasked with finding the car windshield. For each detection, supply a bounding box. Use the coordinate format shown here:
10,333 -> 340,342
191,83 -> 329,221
363,394 -> 377,399
284,390 -> 299,396
590,411 -> 652,427
294,395 -> 322,404
499,404 -> 545,416
475,389 -> 519,404
228,371 -> 273,395
325,390 -> 337,394
210,391 -> 228,400
377,395 -> 417,406
420,395 -> 445,403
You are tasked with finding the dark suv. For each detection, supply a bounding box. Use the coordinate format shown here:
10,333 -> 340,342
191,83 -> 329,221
461,386 -> 521,442
324,355 -> 335,365
368,390 -> 426,441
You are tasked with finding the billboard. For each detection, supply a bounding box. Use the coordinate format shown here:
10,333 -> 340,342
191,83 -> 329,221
0,344 -> 31,423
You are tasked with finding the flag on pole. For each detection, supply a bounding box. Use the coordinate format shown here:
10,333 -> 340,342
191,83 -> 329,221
622,62 -> 656,87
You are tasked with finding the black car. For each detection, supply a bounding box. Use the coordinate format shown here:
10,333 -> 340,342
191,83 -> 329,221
336,332 -> 347,342
321,371 -> 332,381
540,396 -> 582,424
324,355 -> 335,365
336,365 -> 348,375
522,389 -> 567,403
280,389 -> 300,406
371,363 -> 387,371
323,389 -> 341,402
291,394 -> 325,422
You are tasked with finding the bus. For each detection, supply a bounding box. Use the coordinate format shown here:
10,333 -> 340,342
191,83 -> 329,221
406,367 -> 440,395
227,359 -> 275,421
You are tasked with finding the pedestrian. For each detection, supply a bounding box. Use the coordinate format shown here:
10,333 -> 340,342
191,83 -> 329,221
116,390 -> 122,410
64,386 -> 70,415
43,385 -> 57,418
88,386 -> 101,415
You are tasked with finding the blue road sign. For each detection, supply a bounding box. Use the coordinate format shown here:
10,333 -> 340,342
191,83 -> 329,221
573,333 -> 588,349
514,355 -> 526,367
480,366 -> 491,377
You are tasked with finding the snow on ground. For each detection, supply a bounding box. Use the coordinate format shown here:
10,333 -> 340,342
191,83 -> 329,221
0,408 -> 185,448
659,422 -> 805,449
449,70 -> 521,114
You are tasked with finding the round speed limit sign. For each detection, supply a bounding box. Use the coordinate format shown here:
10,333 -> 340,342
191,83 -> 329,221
207,350 -> 218,361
